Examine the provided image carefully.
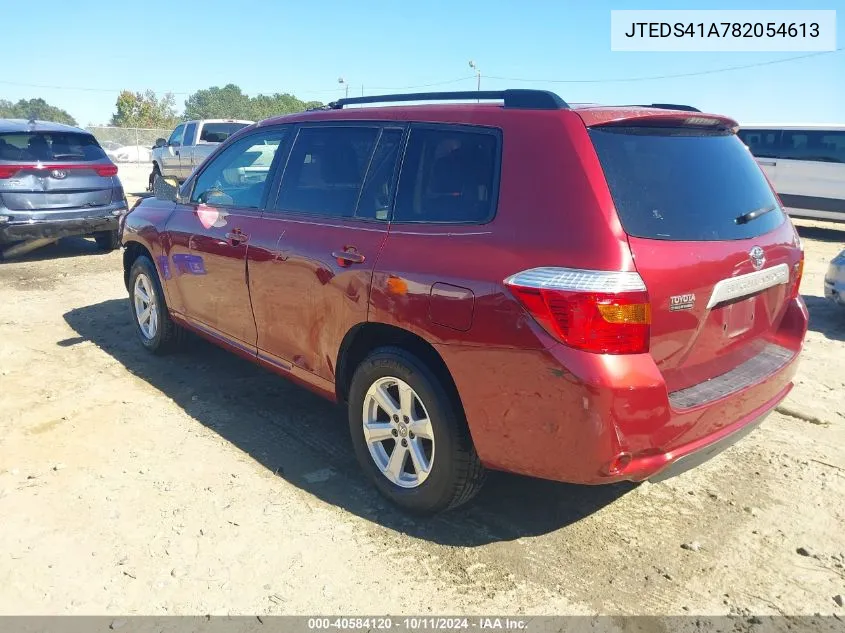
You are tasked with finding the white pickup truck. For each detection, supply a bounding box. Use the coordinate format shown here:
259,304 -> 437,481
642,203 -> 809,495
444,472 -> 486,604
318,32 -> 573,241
150,119 -> 252,185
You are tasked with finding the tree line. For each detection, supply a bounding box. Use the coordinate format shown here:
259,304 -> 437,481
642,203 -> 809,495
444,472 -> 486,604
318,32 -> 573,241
110,84 -> 323,130
1,84 -> 324,131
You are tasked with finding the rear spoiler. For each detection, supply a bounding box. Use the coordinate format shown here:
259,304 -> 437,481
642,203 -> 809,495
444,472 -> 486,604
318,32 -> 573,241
580,109 -> 738,132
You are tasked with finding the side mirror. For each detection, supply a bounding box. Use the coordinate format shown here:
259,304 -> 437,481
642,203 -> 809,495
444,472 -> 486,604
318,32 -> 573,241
154,138 -> 167,148
153,175 -> 180,202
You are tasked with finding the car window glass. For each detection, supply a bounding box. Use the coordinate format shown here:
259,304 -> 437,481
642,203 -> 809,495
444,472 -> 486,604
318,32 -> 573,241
183,122 -> 197,146
0,132 -> 106,162
737,129 -> 781,159
781,130 -> 845,163
190,129 -> 286,208
275,126 -> 379,217
200,122 -> 250,144
355,128 -> 403,221
168,125 -> 185,147
393,127 -> 499,223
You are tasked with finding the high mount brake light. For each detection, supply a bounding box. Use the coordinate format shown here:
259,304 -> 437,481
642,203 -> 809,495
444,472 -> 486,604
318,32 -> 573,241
505,267 -> 651,355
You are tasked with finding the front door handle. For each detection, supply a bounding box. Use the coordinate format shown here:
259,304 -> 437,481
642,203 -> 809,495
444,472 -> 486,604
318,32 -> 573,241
758,159 -> 776,167
226,229 -> 249,246
332,247 -> 365,266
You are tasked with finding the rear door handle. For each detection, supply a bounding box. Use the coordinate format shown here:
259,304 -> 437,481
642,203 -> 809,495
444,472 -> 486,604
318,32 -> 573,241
332,248 -> 365,266
758,159 -> 776,166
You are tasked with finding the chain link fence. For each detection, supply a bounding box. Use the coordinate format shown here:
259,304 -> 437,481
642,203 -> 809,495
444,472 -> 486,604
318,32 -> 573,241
86,126 -> 173,165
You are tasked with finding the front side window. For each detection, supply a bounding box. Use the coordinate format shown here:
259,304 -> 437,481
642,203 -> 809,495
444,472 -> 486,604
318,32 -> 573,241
167,124 -> 185,147
276,126 -> 380,218
393,126 -> 499,223
190,129 -> 286,208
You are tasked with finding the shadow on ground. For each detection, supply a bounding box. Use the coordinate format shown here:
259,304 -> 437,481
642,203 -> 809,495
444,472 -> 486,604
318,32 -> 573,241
64,298 -> 632,546
0,236 -> 112,264
795,223 -> 845,244
803,294 -> 845,341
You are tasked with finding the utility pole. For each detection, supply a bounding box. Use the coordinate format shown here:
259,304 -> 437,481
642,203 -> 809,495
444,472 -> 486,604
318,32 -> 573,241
338,77 -> 349,98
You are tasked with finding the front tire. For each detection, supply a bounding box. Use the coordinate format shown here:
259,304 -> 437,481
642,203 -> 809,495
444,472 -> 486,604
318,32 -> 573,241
148,163 -> 161,192
128,255 -> 184,354
348,347 -> 485,514
94,230 -> 120,252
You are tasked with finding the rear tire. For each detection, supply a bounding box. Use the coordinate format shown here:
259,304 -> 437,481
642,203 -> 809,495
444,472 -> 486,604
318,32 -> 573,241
128,255 -> 184,354
348,347 -> 485,515
94,230 -> 120,252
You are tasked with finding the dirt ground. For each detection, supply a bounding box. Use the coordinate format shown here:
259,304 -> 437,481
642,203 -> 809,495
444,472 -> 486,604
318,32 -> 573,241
0,217 -> 843,618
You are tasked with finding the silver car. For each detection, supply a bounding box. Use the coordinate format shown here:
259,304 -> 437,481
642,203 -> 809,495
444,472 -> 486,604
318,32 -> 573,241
0,119 -> 127,253
825,249 -> 845,306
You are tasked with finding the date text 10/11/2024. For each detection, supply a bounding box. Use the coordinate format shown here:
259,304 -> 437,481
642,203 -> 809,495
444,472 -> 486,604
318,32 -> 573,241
307,618 -> 528,630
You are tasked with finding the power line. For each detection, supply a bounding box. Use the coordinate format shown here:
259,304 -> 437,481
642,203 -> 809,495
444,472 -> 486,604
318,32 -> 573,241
485,48 -> 844,84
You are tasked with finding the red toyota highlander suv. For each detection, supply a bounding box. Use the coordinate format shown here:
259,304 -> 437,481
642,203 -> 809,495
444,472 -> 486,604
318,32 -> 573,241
120,90 -> 808,514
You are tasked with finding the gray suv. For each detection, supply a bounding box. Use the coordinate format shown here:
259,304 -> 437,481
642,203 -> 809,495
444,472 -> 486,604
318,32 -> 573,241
0,119 -> 127,254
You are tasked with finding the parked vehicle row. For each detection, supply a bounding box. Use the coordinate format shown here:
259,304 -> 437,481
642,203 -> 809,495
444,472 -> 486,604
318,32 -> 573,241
120,90 -> 809,514
0,119 -> 126,254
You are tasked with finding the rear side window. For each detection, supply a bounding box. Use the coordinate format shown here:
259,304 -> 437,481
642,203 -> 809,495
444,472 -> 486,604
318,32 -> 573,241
0,132 -> 106,162
276,126 -> 380,218
737,129 -> 781,159
200,122 -> 249,143
393,126 -> 499,223
590,127 -> 784,241
781,130 -> 845,163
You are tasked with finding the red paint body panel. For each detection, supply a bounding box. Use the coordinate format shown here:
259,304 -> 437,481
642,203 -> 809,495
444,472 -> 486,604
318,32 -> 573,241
121,100 -> 808,487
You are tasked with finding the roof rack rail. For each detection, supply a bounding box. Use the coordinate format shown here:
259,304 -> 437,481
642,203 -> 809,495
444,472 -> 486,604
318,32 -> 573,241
638,103 -> 701,112
328,89 -> 569,111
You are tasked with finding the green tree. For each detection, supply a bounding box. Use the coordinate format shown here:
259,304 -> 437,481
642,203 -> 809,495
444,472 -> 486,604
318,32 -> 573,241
183,84 -> 250,120
0,98 -> 77,126
110,90 -> 179,129
183,85 -> 322,121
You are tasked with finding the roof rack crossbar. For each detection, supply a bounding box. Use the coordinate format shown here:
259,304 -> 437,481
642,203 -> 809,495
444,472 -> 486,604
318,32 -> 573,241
328,89 -> 569,111
637,103 -> 701,112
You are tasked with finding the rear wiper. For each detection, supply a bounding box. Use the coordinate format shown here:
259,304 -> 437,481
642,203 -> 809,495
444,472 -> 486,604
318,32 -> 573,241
734,204 -> 776,225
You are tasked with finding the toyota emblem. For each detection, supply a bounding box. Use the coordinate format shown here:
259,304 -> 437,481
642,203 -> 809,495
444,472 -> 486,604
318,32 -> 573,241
749,246 -> 766,270
50,169 -> 67,180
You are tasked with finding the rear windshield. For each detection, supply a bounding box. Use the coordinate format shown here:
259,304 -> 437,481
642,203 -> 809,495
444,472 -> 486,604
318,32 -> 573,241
199,123 -> 249,144
589,127 -> 785,241
0,132 -> 107,162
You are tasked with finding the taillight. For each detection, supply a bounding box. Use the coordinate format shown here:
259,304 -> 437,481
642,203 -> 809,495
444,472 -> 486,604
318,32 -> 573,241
790,256 -> 804,300
504,267 -> 651,354
94,163 -> 119,177
0,163 -> 117,178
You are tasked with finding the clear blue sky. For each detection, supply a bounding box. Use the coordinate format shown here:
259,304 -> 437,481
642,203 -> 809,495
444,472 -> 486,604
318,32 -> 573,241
3,0 -> 843,126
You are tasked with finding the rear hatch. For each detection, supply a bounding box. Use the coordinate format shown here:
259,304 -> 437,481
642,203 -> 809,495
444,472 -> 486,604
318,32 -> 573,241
585,112 -> 802,395
0,130 -> 120,219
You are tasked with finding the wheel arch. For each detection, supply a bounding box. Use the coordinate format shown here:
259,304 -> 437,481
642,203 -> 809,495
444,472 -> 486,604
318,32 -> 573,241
123,240 -> 154,292
335,322 -> 463,411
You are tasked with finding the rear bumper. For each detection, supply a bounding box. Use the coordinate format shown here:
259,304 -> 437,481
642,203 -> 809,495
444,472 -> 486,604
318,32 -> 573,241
437,296 -> 808,485
0,213 -> 120,243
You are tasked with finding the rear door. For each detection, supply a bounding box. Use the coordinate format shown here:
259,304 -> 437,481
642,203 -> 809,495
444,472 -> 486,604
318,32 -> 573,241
247,124 -> 404,382
588,123 -> 802,393
0,130 -> 119,219
736,128 -> 781,189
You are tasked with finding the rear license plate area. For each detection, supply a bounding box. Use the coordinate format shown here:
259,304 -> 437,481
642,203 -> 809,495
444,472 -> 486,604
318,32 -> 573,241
723,298 -> 755,338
